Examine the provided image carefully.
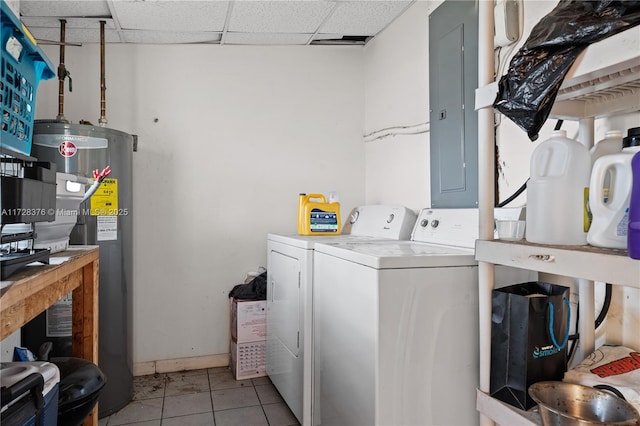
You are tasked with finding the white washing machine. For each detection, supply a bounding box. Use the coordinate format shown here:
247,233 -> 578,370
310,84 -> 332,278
266,205 -> 418,426
312,208 -> 536,426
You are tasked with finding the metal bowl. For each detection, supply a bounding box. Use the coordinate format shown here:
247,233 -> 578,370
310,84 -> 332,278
529,381 -> 640,426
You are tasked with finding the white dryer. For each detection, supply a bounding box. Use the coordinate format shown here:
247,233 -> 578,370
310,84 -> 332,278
266,205 -> 418,426
312,208 -> 536,426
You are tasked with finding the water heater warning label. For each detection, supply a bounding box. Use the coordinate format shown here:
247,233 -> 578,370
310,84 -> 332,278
97,216 -> 118,241
46,292 -> 72,337
90,178 -> 118,216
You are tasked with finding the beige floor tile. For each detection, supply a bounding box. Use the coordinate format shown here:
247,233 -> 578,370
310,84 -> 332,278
162,392 -> 213,418
211,386 -> 260,411
263,402 -> 300,426
255,383 -> 284,405
132,374 -> 166,401
251,376 -> 272,386
161,411 -> 215,426
214,406 -> 268,426
106,398 -> 163,426
209,370 -> 252,391
165,373 -> 210,396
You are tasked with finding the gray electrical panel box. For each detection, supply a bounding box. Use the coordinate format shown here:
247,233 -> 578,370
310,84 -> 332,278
429,0 -> 479,207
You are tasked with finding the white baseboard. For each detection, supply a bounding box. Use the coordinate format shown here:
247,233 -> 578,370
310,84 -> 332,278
133,353 -> 229,376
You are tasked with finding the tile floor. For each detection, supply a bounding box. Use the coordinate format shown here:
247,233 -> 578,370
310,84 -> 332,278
98,368 -> 300,426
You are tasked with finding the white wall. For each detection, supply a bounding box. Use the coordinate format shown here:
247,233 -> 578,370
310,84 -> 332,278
33,44 -> 366,370
362,1 -> 439,210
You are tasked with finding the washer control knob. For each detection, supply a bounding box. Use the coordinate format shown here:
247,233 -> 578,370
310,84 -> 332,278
350,211 -> 360,224
387,214 -> 395,223
431,219 -> 440,228
420,219 -> 429,228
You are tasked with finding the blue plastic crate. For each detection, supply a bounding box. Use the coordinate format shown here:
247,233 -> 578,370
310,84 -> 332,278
1,1 -> 55,156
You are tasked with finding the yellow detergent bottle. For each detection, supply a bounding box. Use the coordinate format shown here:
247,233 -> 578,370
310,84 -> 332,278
297,193 -> 306,234
298,193 -> 341,235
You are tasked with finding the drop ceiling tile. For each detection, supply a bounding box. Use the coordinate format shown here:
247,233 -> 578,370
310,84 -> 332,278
111,1 -> 229,32
22,17 -> 117,30
122,30 -> 222,44
15,0 -> 413,46
25,26 -> 121,44
312,33 -> 347,40
224,32 -> 312,45
19,0 -> 111,18
228,1 -> 335,33
320,1 -> 412,35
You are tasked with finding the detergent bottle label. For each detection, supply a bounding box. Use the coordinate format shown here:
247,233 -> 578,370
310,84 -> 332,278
310,208 -> 339,233
584,187 -> 591,233
616,208 -> 629,237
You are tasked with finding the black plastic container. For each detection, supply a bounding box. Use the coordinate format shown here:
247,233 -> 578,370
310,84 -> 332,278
50,358 -> 106,426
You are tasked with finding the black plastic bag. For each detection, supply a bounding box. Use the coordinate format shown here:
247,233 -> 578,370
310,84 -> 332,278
228,271 -> 267,300
494,1 -> 640,141
490,282 -> 570,410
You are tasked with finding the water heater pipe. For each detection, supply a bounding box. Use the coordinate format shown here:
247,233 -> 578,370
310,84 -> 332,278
99,20 -> 107,127
57,19 -> 69,121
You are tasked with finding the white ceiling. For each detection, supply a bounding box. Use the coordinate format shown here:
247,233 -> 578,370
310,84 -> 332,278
18,0 -> 414,46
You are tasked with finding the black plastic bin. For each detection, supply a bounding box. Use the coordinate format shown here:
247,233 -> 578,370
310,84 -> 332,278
50,358 -> 106,426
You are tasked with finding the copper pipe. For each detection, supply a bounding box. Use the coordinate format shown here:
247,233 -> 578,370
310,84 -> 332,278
99,20 -> 107,126
57,19 -> 67,120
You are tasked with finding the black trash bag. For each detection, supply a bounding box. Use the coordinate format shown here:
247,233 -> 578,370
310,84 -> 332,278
494,1 -> 640,141
228,271 -> 267,300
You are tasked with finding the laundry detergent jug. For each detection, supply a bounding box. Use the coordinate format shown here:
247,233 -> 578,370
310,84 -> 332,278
588,127 -> 640,249
590,130 -> 623,166
526,130 -> 591,245
297,193 -> 307,234
298,193 -> 341,235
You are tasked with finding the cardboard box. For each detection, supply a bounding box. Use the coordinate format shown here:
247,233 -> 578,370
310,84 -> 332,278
231,299 -> 266,343
229,339 -> 266,380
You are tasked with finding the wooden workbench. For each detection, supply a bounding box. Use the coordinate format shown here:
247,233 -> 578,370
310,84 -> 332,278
1,246 -> 99,426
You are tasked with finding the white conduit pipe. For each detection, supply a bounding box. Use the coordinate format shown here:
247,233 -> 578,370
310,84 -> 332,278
363,122 -> 430,143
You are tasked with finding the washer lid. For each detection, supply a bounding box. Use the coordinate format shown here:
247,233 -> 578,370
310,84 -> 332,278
267,233 -> 380,250
313,240 -> 476,269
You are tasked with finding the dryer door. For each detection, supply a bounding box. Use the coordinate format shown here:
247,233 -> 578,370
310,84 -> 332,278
268,250 -> 301,358
266,242 -> 306,424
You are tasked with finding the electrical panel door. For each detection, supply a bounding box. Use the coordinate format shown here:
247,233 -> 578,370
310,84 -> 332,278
429,0 -> 479,207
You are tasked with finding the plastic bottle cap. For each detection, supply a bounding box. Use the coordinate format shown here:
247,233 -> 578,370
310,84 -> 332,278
623,127 -> 640,148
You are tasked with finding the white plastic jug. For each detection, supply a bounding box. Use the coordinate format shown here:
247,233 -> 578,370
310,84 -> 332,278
587,130 -> 623,228
588,129 -> 640,248
526,130 -> 591,245
590,130 -> 623,166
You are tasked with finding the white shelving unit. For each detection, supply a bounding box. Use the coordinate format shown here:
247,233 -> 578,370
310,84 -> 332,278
474,3 -> 640,424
